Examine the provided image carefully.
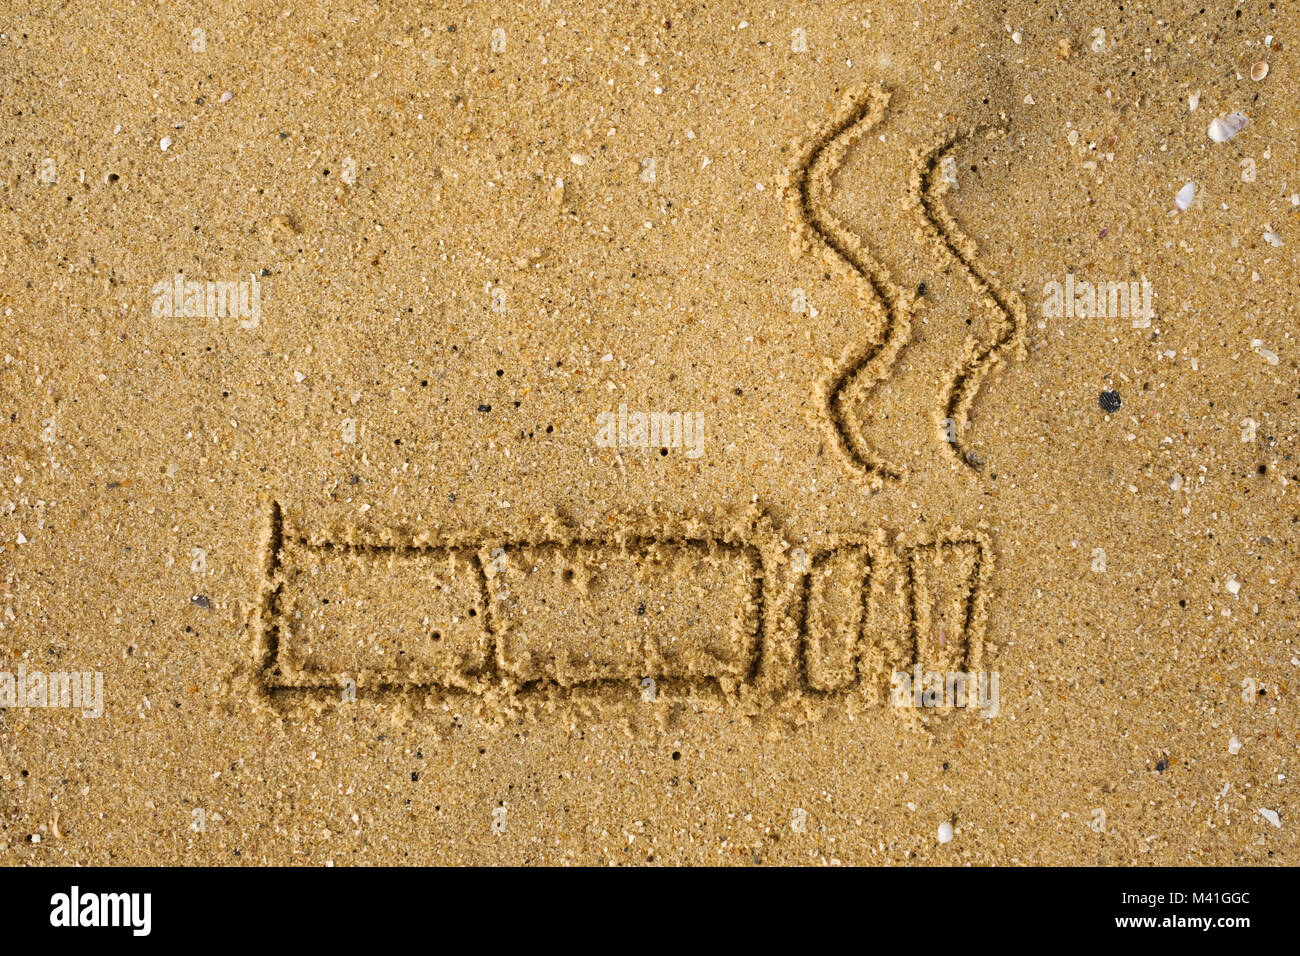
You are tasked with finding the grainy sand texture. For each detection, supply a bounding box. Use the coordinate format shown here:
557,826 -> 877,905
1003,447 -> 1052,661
1,1 -> 1297,864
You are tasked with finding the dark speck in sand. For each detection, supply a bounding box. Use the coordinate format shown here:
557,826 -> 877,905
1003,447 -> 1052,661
1099,390 -> 1122,413
478,404 -> 491,412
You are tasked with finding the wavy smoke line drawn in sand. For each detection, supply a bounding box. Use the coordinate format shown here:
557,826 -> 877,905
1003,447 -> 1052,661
916,132 -> 1029,470
784,86 -> 905,483
251,502 -> 992,715
783,84 -> 1026,479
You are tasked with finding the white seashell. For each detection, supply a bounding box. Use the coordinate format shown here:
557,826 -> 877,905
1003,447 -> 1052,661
937,821 -> 954,844
1175,181 -> 1196,211
1208,112 -> 1247,142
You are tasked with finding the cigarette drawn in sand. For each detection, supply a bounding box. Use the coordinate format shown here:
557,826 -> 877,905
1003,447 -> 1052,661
782,84 -> 1026,479
244,85 -> 1017,720
253,502 -> 992,715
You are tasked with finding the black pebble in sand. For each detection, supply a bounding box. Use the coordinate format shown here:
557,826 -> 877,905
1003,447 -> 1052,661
1099,390 -> 1122,413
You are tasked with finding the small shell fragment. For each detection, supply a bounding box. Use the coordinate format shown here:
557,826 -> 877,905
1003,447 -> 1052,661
1258,808 -> 1281,828
219,90 -> 234,103
159,136 -> 173,151
1208,112 -> 1248,142
937,821 -> 954,844
1251,339 -> 1280,364
1174,181 -> 1196,211
1251,61 -> 1269,81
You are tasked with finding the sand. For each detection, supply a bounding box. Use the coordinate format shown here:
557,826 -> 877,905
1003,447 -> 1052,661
1,0 -> 1296,865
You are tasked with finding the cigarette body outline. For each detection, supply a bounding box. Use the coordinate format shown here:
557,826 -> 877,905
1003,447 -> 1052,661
257,502 -> 991,704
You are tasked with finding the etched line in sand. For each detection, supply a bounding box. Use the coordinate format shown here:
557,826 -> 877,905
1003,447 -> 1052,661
905,534 -> 992,675
783,86 -> 908,485
272,543 -> 492,690
255,504 -> 992,713
916,134 -> 1028,471
489,540 -> 763,692
261,526 -> 762,700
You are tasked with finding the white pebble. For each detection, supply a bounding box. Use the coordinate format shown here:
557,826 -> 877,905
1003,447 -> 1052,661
218,90 -> 233,104
1252,340 -> 1279,365
1226,577 -> 1241,596
1262,229 -> 1283,247
1174,181 -> 1196,211
1258,808 -> 1281,828
159,136 -> 173,151
1188,92 -> 1200,112
1207,112 -> 1247,143
1228,736 -> 1242,755
569,153 -> 589,166
937,821 -> 954,844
